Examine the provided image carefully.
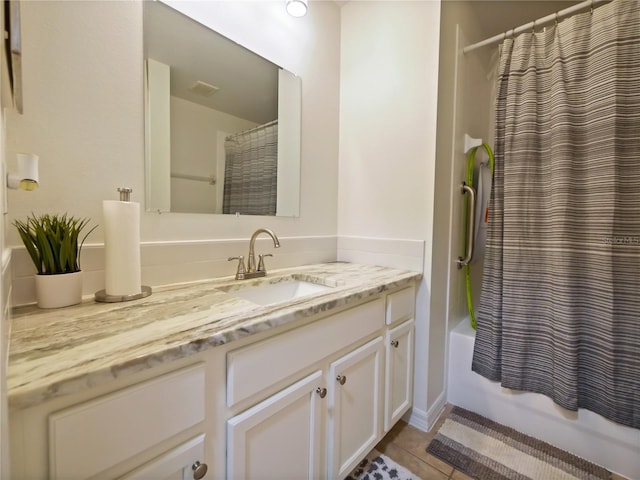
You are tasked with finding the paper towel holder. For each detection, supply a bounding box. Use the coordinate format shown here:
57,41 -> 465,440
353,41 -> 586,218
95,285 -> 152,303
118,187 -> 132,201
95,186 -> 152,303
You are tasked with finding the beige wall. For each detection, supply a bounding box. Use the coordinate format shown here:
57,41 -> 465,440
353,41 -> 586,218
5,0 -> 341,246
429,0 -> 494,410
339,0 -> 441,428
169,96 -> 256,214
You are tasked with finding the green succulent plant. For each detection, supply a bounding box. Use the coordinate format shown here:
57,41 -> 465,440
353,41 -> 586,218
13,213 -> 97,275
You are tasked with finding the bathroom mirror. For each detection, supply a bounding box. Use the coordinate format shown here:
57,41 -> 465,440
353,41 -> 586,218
143,1 -> 301,216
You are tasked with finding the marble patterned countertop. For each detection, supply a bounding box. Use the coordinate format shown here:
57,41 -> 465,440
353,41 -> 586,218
7,262 -> 421,410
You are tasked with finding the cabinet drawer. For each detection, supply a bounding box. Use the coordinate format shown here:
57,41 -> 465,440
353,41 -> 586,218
49,363 -> 205,480
227,298 -> 384,408
385,286 -> 415,325
120,434 -> 206,480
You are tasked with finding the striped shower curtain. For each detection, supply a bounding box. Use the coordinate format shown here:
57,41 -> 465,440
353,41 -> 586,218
472,0 -> 640,429
223,120 -> 278,216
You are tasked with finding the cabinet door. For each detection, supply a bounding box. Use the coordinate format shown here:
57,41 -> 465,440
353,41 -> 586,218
120,434 -> 207,480
49,364 -> 205,480
385,319 -> 414,431
328,337 -> 384,479
227,370 -> 324,480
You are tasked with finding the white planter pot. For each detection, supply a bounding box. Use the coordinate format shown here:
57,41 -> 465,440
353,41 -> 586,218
35,271 -> 83,309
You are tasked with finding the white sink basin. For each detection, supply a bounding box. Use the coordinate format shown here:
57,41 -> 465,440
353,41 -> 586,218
222,278 -> 332,306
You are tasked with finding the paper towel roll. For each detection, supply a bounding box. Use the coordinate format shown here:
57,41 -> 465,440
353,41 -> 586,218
103,200 -> 142,296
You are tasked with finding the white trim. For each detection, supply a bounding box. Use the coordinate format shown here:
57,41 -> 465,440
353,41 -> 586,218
426,391 -> 447,431
404,406 -> 428,432
403,391 -> 447,433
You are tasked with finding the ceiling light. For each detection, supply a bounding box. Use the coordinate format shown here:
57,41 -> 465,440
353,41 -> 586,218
286,0 -> 308,17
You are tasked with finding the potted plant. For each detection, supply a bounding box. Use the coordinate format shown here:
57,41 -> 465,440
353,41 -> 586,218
13,213 -> 96,308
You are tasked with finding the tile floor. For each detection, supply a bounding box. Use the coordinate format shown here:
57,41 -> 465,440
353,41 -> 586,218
374,404 -> 470,480
375,404 -> 629,480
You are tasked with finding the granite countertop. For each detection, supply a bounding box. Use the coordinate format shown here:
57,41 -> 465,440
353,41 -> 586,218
7,262 -> 421,410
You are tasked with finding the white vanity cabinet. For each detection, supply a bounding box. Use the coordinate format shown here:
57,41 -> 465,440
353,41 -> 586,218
226,286 -> 415,480
385,319 -> 414,430
327,337 -> 384,479
9,283 -> 417,480
226,297 -> 385,480
384,287 -> 416,431
46,363 -> 208,480
227,335 -> 387,480
227,371 -> 324,480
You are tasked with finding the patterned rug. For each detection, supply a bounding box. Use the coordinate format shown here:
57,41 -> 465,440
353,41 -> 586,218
346,449 -> 423,480
426,406 -> 611,480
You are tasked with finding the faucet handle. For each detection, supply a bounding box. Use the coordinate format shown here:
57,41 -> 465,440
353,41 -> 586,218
228,256 -> 246,278
257,254 -> 273,272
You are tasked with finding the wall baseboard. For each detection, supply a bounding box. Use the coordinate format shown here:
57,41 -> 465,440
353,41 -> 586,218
404,406 -> 429,432
406,391 -> 447,433
426,391 -> 447,431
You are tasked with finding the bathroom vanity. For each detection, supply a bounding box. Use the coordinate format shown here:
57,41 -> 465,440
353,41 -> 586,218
7,263 -> 420,479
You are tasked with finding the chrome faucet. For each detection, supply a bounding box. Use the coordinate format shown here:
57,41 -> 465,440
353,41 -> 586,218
228,228 -> 280,280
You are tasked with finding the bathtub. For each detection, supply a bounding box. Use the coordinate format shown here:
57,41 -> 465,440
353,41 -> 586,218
447,319 -> 640,479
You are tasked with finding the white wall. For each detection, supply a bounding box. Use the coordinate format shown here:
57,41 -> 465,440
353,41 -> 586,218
338,0 -> 441,430
429,1 -> 495,412
5,0 -> 341,304
5,0 -> 340,244
170,96 -> 256,214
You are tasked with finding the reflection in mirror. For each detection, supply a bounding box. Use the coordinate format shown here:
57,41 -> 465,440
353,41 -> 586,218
144,1 -> 301,216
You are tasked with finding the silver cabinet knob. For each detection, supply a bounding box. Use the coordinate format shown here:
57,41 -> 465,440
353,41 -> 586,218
390,339 -> 399,348
336,375 -> 347,385
192,461 -> 208,480
316,387 -> 327,398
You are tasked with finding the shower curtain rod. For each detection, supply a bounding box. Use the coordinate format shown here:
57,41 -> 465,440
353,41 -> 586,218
225,119 -> 278,140
463,0 -> 610,54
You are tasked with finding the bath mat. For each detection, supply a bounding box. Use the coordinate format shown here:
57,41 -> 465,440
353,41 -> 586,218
426,406 -> 610,480
346,449 -> 423,480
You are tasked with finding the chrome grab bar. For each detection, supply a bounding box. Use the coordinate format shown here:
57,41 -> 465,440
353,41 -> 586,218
457,182 -> 476,269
